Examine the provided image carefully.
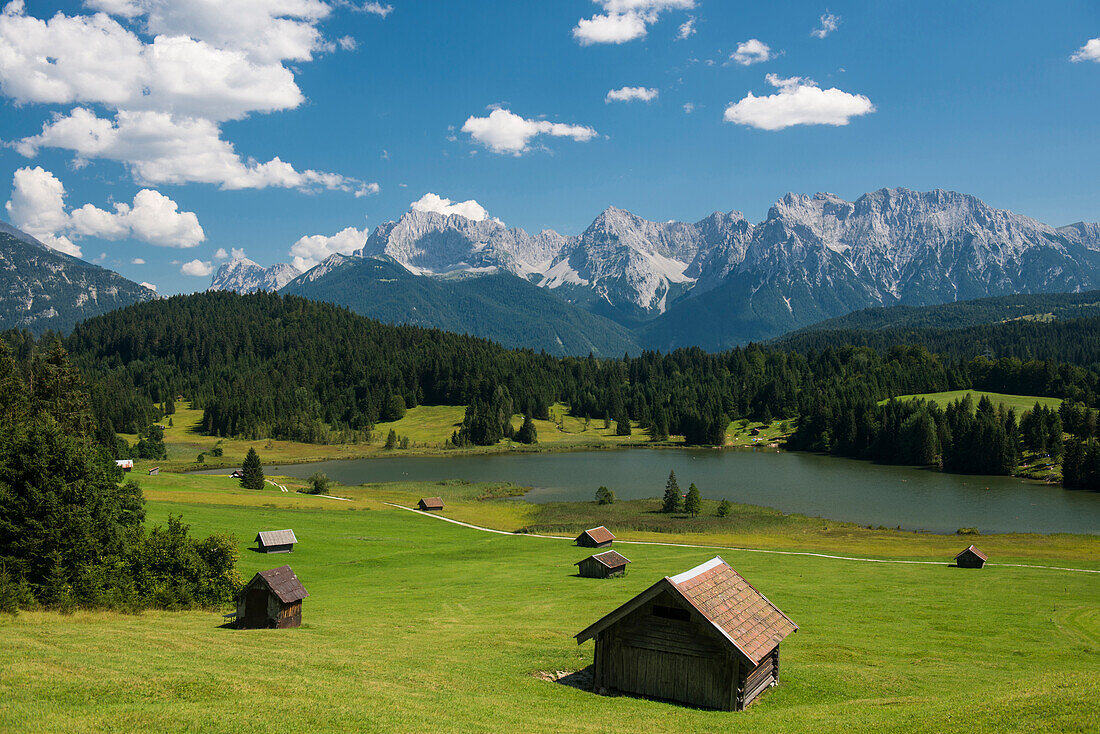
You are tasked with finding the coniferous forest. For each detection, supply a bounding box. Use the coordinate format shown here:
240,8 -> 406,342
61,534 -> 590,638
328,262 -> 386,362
5,290 -> 1100,489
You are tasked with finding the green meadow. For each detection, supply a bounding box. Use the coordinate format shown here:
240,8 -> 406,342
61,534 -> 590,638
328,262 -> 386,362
888,390 -> 1064,414
1,473 -> 1097,733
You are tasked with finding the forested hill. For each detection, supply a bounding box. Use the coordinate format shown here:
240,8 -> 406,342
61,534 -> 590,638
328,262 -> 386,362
774,315 -> 1100,367
48,291 -> 1100,451
788,290 -> 1100,334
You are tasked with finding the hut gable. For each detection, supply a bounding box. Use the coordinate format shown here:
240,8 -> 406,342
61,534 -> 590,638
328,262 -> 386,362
954,545 -> 988,568
235,565 -> 309,629
418,497 -> 445,511
576,526 -> 615,547
255,529 -> 298,553
575,557 -> 797,710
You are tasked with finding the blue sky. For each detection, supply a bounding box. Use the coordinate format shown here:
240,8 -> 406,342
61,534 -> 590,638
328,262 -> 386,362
1,0 -> 1097,294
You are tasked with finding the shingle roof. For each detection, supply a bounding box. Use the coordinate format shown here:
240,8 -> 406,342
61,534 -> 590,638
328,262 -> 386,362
255,565 -> 309,604
578,526 -> 615,544
577,550 -> 630,569
419,497 -> 444,509
256,529 -> 298,546
576,556 -> 797,665
955,545 -> 988,561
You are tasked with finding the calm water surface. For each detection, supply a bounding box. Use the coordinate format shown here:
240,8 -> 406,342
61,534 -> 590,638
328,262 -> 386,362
202,448 -> 1100,535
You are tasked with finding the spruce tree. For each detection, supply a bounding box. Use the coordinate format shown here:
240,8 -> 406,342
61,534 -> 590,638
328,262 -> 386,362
595,486 -> 615,505
661,470 -> 682,513
516,414 -> 538,444
716,499 -> 732,518
684,483 -> 702,518
240,447 -> 264,489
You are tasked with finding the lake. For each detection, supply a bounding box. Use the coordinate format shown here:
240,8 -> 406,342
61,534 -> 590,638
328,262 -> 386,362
201,448 -> 1100,535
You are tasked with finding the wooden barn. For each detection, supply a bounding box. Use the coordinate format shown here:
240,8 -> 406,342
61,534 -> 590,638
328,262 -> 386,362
955,545 -> 988,568
255,529 -> 298,554
576,526 -> 615,548
576,550 -> 631,578
417,497 -> 445,511
575,556 -> 797,711
234,565 -> 309,629
147,467 -> 159,476
115,459 -> 133,472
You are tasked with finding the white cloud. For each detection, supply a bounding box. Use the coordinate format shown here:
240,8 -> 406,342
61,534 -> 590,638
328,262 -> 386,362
606,86 -> 659,103
411,193 -> 490,222
1071,38 -> 1100,63
359,2 -> 393,17
215,246 -> 247,260
131,257 -> 146,264
573,1 -> 693,45
461,108 -> 598,155
180,259 -> 213,276
5,166 -> 205,256
724,74 -> 875,130
355,182 -> 382,198
214,247 -> 229,260
289,226 -> 369,270
677,16 -> 695,40
16,108 -> 373,193
139,281 -> 157,291
731,39 -> 774,66
683,102 -> 695,113
811,12 -> 840,39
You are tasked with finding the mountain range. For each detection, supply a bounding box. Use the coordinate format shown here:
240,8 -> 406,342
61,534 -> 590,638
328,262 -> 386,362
0,222 -> 157,334
210,188 -> 1100,352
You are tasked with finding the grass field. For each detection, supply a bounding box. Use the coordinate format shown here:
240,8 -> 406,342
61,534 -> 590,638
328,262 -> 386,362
888,390 -> 1063,414
1,473 -> 1097,733
121,402 -> 792,472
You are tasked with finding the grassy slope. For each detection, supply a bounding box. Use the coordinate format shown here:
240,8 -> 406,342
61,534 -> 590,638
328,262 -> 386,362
888,390 -> 1063,414
1,474 -> 1097,733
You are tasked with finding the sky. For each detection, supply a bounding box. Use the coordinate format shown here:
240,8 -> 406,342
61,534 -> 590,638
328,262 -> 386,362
0,0 -> 1098,294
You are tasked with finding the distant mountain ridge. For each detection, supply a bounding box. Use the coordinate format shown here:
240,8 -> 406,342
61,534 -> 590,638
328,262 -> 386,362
209,188 -> 1100,351
209,257 -> 301,293
0,221 -> 157,334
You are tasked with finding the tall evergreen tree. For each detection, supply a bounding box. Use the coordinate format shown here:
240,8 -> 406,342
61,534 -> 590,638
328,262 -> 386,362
661,470 -> 682,514
684,483 -> 702,518
240,447 -> 264,489
515,413 -> 538,444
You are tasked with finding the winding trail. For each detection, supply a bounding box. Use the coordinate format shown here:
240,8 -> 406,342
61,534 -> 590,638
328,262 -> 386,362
383,503 -> 1100,575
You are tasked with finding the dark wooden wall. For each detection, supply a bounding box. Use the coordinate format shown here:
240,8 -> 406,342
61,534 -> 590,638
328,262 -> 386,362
258,543 -> 294,554
577,558 -> 623,578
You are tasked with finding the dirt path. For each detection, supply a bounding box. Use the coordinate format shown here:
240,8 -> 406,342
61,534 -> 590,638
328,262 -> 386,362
383,503 -> 1100,575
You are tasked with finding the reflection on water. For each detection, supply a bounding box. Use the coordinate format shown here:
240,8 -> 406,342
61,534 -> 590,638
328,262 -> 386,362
198,448 -> 1100,535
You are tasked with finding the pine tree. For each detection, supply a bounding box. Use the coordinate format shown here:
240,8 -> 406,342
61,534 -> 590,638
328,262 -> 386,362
684,483 -> 702,518
716,499 -> 732,518
595,486 -> 615,505
516,414 -> 538,444
240,447 -> 264,489
661,470 -> 682,513
384,429 -> 398,450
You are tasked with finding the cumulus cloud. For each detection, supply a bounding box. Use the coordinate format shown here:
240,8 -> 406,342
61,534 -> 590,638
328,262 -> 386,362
677,16 -> 695,40
683,102 -> 695,113
359,2 -> 393,17
811,12 -> 840,39
1071,38 -> 1100,63
723,74 -> 875,130
16,108 -> 374,193
461,108 -> 598,155
573,0 -> 694,45
131,257 -> 145,264
5,166 -> 205,257
731,39 -> 774,66
180,259 -> 213,276
606,86 -> 659,103
0,3 -> 365,195
289,226 -> 369,270
411,193 -> 490,222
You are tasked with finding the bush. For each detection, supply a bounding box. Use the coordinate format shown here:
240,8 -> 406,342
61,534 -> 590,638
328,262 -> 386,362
305,472 -> 330,495
716,499 -> 732,518
595,486 -> 615,505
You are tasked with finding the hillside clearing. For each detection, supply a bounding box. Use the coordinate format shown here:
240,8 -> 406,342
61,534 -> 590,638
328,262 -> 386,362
887,390 -> 1063,414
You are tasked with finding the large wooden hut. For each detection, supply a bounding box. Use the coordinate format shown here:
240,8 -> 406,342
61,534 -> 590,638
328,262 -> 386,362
234,565 -> 309,629
255,529 -> 297,554
576,550 -> 631,578
417,497 -> 445,511
955,545 -> 988,569
576,526 -> 615,548
575,556 -> 797,711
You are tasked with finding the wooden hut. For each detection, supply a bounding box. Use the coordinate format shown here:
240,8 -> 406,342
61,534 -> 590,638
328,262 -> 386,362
147,467 -> 159,476
575,556 -> 797,711
954,545 -> 988,569
576,526 -> 615,548
115,459 -> 133,472
255,529 -> 298,554
576,550 -> 631,578
234,565 -> 309,629
417,497 -> 445,511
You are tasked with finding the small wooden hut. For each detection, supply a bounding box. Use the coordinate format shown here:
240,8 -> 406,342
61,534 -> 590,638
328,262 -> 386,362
234,565 -> 309,629
575,556 -> 797,711
576,550 -> 631,578
576,526 -> 615,548
955,545 -> 988,569
418,497 -> 445,511
147,467 -> 159,476
255,529 -> 298,554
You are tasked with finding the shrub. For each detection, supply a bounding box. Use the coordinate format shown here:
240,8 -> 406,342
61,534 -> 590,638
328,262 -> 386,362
716,499 -> 732,518
305,472 -> 330,495
595,486 -> 615,505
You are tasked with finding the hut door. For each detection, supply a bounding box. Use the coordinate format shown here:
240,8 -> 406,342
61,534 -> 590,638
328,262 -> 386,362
245,587 -> 268,620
